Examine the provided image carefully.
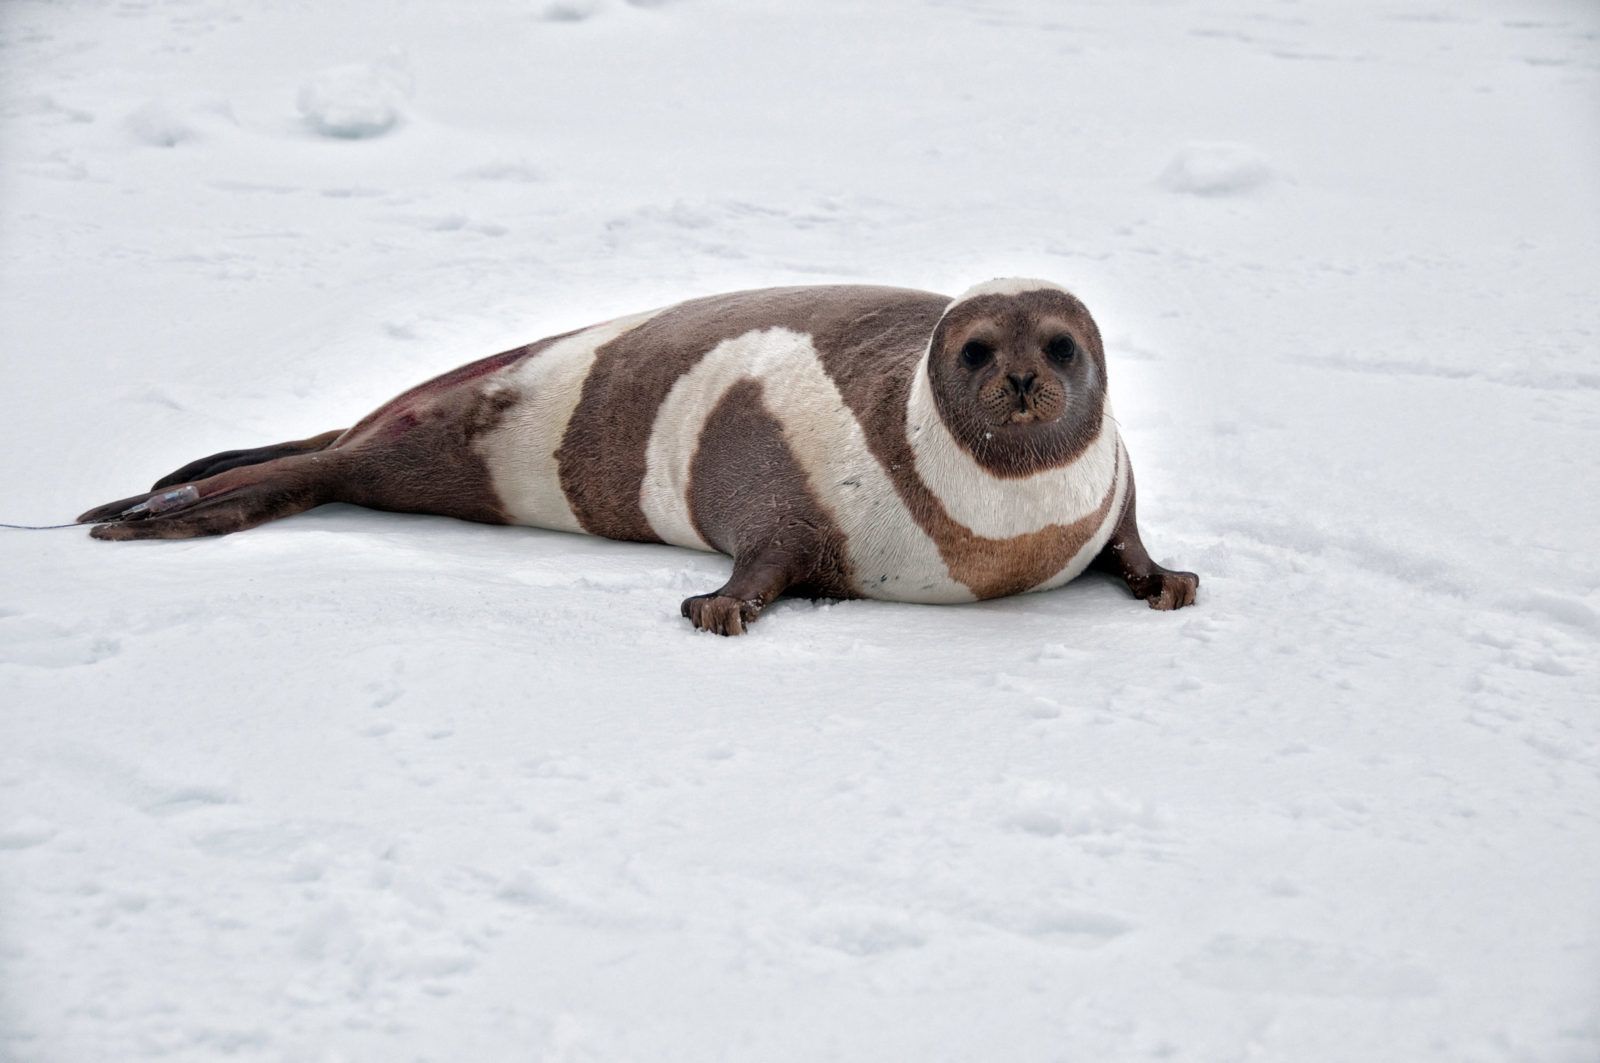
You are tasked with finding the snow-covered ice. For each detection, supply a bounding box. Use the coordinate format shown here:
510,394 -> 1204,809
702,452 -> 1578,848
2,0 -> 1597,1060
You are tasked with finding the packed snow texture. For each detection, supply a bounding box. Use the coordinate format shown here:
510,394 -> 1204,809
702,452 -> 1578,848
2,1 -> 1598,1061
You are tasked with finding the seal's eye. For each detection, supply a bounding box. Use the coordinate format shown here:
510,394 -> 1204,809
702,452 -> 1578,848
1046,335 -> 1077,365
959,340 -> 994,369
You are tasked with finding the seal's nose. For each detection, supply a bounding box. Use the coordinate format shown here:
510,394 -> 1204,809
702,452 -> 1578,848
1007,372 -> 1036,395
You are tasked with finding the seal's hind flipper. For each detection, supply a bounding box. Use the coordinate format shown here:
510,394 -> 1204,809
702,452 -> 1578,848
151,428 -> 346,490
84,452 -> 341,541
77,491 -> 164,525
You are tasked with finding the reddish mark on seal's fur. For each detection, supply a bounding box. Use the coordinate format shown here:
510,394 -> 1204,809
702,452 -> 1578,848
338,333 -> 575,447
376,411 -> 421,440
310,333 -> 590,526
319,381 -> 518,526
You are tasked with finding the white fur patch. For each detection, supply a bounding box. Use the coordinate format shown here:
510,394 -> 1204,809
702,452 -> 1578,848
477,310 -> 661,532
904,358 -> 1122,540
637,327 -> 968,602
950,277 -> 1072,305
1025,437 -> 1129,594
639,329 -> 791,552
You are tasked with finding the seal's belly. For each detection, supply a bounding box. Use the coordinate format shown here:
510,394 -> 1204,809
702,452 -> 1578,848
474,313 -> 1125,605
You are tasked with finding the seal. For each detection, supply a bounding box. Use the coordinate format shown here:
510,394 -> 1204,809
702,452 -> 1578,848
79,279 -> 1199,633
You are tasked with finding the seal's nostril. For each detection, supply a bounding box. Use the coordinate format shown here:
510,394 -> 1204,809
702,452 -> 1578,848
1007,372 -> 1036,394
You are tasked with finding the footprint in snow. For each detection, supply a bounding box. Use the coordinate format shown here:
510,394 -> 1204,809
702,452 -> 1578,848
981,902 -> 1133,947
0,616 -> 120,669
806,905 -> 926,956
540,0 -> 602,20
1001,780 -> 1164,839
141,783 -> 238,816
126,96 -> 236,148
458,161 -> 545,183
1178,934 -> 1438,998
0,818 -> 58,850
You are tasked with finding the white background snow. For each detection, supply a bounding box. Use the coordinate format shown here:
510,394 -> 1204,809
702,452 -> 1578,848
2,0 -> 1598,1060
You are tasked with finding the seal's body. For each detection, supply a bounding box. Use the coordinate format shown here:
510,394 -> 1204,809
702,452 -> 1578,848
82,280 -> 1198,633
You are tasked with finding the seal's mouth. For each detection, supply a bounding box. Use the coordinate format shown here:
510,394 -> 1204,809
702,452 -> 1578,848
986,390 -> 1058,428
975,371 -> 1068,429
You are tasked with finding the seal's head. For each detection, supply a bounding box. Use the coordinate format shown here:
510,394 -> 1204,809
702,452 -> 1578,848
927,278 -> 1108,477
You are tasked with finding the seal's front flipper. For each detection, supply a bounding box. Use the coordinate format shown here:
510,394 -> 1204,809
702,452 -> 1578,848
1123,567 -> 1199,610
1090,469 -> 1199,611
680,552 -> 797,636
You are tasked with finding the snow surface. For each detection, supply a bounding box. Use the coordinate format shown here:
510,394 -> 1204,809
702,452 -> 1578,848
2,0 -> 1598,1060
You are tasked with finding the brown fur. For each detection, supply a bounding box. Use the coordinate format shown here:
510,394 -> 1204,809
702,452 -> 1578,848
689,380 -> 854,589
927,289 -> 1106,479
332,381 -> 517,526
555,286 -> 947,544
